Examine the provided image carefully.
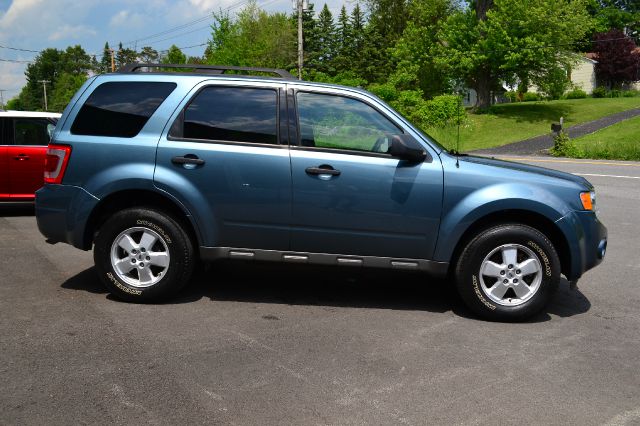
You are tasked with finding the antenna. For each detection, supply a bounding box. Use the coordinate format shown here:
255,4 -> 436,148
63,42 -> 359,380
456,91 -> 462,168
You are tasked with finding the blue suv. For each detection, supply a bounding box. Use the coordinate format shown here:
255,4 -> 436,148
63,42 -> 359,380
35,64 -> 607,321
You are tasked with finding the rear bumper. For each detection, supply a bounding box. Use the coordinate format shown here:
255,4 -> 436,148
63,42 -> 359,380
556,210 -> 607,280
35,184 -> 99,250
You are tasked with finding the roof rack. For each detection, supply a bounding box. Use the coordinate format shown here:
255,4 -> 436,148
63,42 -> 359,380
116,63 -> 295,79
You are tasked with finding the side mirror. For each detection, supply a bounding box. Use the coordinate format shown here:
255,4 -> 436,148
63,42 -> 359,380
387,134 -> 427,163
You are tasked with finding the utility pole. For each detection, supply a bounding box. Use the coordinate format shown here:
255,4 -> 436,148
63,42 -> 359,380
109,48 -> 116,72
38,80 -> 50,111
0,89 -> 6,110
296,0 -> 304,80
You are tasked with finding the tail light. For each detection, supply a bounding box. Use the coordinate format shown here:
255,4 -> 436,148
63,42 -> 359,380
44,144 -> 72,184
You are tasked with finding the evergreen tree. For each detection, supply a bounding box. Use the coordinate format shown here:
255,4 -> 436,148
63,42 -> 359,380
310,4 -> 336,74
332,5 -> 352,73
100,42 -> 112,74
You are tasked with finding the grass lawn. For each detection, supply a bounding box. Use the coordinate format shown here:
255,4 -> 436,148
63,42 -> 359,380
425,97 -> 640,152
569,115 -> 640,161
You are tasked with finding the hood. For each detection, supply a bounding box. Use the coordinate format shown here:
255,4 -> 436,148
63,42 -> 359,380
460,155 -> 592,189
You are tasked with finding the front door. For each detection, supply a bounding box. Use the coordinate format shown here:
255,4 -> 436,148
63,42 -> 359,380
154,82 -> 291,250
7,117 -> 54,199
289,89 -> 443,260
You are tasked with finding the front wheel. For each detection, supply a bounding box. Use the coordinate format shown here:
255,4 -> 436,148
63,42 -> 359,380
94,208 -> 195,302
455,224 -> 560,322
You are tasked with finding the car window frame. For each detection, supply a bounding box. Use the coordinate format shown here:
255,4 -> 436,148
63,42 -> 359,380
167,83 -> 285,149
290,88 -> 407,159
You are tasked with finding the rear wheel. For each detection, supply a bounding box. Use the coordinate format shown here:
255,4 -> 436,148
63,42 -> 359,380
94,208 -> 195,302
455,224 -> 560,321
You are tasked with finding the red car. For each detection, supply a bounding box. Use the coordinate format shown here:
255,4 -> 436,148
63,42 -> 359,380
1,111 -> 61,201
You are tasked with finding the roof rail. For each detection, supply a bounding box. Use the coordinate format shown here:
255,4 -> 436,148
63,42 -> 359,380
116,63 -> 295,79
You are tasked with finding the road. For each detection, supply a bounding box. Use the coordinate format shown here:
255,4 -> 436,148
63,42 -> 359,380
1,156 -> 639,425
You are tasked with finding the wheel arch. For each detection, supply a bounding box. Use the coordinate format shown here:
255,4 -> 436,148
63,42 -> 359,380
82,189 -> 201,251
446,209 -> 572,279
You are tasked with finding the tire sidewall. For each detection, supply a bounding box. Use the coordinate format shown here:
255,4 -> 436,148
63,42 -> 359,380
94,208 -> 193,302
456,225 -> 560,321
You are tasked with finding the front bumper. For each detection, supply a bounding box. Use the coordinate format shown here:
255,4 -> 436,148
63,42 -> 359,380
35,184 -> 99,250
556,210 -> 607,280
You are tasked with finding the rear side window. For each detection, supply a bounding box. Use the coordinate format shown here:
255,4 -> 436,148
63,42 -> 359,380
171,86 -> 277,145
71,82 -> 176,138
14,118 -> 52,146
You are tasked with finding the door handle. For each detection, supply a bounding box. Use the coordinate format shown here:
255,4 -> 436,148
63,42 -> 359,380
171,155 -> 205,166
13,154 -> 30,161
305,165 -> 341,176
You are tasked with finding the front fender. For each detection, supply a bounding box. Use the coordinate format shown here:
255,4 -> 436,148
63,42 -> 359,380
434,183 -> 571,262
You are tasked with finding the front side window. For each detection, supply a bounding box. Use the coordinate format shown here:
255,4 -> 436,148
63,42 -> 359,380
296,92 -> 401,153
174,86 -> 278,145
71,82 -> 176,138
14,118 -> 51,146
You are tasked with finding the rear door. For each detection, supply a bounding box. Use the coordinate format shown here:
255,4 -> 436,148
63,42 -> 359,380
154,81 -> 292,250
0,118 -> 8,198
7,117 -> 55,198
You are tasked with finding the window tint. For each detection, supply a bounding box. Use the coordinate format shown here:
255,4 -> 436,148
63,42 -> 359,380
71,82 -> 176,138
296,92 -> 401,153
176,87 -> 277,145
14,118 -> 51,146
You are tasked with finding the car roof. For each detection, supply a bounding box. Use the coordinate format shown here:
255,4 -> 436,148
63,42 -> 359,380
0,110 -> 62,118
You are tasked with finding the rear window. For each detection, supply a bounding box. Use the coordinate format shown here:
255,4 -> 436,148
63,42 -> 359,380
70,82 -> 176,138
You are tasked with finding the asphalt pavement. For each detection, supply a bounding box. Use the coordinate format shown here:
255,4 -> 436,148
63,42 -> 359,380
1,156 -> 639,425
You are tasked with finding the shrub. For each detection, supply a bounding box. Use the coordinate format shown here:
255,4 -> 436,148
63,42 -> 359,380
522,92 -> 540,102
609,89 -> 623,98
622,90 -> 638,97
565,89 -> 587,99
592,87 -> 607,98
421,94 -> 466,127
550,131 -> 580,157
505,91 -> 517,102
368,83 -> 398,103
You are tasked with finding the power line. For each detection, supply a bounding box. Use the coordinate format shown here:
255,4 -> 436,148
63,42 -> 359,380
0,44 -> 40,53
0,58 -> 32,63
120,0 -> 252,47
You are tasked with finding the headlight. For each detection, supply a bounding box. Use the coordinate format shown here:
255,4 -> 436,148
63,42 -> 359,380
580,191 -> 595,211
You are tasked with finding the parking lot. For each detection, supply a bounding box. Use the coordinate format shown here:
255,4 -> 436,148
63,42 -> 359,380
1,156 -> 639,425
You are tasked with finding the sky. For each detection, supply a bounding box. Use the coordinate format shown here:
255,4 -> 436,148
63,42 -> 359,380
0,0 -> 349,102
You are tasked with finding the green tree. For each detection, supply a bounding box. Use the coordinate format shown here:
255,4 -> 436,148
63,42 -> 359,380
139,46 -> 159,63
388,0 -> 453,98
437,0 -> 594,109
50,72 -> 87,112
100,42 -> 112,73
331,5 -> 352,73
164,45 -> 187,64
116,43 -> 138,68
206,2 -> 296,70
309,4 -> 336,74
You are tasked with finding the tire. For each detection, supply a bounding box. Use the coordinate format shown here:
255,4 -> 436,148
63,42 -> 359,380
93,208 -> 195,302
455,224 -> 560,322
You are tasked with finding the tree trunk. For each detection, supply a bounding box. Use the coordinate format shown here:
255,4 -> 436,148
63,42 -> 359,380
474,69 -> 492,110
475,0 -> 494,20
474,0 -> 494,109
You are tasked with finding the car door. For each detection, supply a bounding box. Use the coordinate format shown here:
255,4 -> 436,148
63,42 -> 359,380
154,81 -> 292,250
0,118 -> 8,198
288,86 -> 443,260
7,117 -> 54,199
